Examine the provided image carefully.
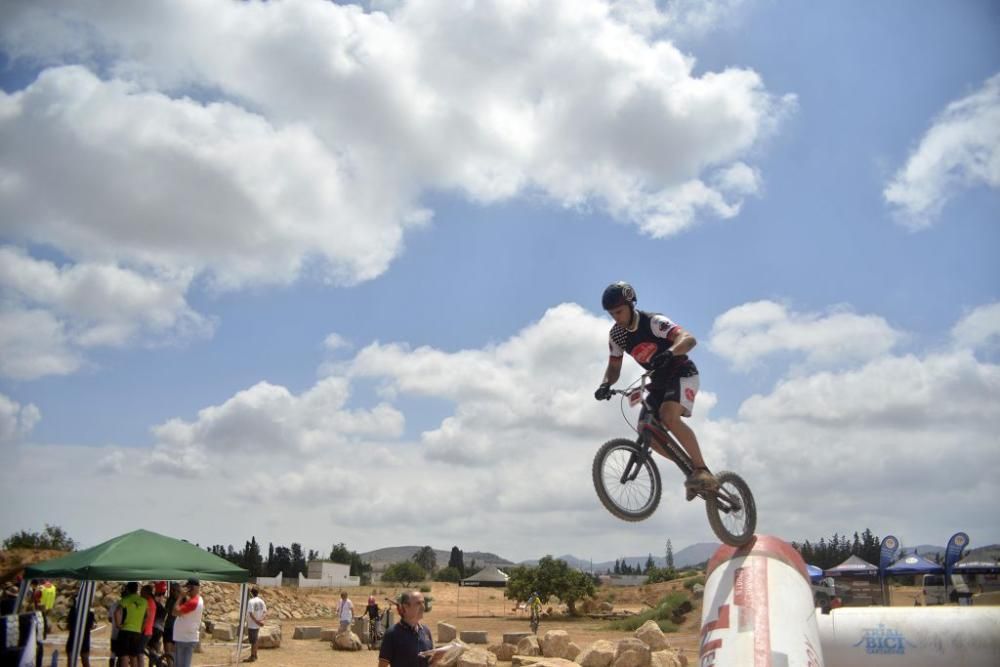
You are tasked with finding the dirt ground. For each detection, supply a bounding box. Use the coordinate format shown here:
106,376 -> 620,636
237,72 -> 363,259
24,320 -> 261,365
38,581 -> 996,666
40,580 -> 705,667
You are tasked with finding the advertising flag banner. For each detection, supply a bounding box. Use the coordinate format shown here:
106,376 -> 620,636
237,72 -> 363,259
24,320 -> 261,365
879,536 -> 900,576
944,532 -> 969,575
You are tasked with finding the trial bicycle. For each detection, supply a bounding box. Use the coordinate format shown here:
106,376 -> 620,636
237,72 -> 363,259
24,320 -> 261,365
593,372 -> 757,546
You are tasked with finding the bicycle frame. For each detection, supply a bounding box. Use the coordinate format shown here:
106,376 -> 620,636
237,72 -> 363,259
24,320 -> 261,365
616,374 -> 694,482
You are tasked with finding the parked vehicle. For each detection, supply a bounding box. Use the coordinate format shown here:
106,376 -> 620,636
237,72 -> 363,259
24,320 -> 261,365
922,574 -> 970,605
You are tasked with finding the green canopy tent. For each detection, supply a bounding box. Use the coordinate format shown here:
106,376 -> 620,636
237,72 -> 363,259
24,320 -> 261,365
19,529 -> 250,667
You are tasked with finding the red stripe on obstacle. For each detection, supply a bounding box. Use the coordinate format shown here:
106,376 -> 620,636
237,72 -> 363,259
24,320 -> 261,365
706,534 -> 810,583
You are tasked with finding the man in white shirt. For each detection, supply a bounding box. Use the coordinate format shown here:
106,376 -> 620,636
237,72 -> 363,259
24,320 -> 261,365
172,579 -> 204,667
246,588 -> 267,662
336,592 -> 353,633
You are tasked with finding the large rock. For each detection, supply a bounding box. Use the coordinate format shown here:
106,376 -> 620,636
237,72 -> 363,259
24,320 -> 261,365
503,632 -> 533,646
459,648 -> 499,667
566,643 -> 581,661
650,650 -> 684,667
518,660 -> 580,667
613,639 -> 651,667
257,625 -> 281,649
489,643 -> 517,661
512,657 -> 548,667
212,623 -> 235,641
634,621 -> 671,652
333,630 -> 364,651
439,622 -> 458,643
575,640 -> 615,667
320,628 -> 338,642
516,636 -> 541,657
540,630 -> 571,659
461,630 -> 490,645
353,617 -> 370,638
293,626 -> 322,639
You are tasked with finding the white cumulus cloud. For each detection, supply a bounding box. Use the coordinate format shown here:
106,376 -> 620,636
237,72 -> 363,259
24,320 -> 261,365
708,300 -> 903,371
1,299 -> 999,558
0,246 -> 212,379
0,0 -> 793,294
884,73 -> 1000,228
951,302 -> 1000,350
0,393 -> 40,445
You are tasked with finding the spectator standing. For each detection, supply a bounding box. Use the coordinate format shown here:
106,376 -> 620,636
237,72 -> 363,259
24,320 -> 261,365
115,582 -> 147,667
66,597 -> 96,667
172,579 -> 204,667
28,580 -> 41,611
336,592 -> 353,633
378,591 -> 438,667
39,579 -> 57,635
150,583 -> 167,653
245,587 -> 267,662
162,582 -> 182,660
366,595 -> 379,621
138,584 -> 157,667
108,584 -> 128,667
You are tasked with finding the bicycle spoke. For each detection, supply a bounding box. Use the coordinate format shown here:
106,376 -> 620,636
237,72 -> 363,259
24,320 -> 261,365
602,447 -> 654,512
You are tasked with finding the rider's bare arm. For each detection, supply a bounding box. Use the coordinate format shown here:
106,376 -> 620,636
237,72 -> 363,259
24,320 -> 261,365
602,356 -> 622,385
669,329 -> 696,356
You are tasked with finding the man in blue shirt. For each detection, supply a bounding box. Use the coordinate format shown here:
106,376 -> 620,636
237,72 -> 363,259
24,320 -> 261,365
378,591 -> 436,667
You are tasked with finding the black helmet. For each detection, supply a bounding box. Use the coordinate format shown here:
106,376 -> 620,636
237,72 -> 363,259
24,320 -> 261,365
602,282 -> 636,310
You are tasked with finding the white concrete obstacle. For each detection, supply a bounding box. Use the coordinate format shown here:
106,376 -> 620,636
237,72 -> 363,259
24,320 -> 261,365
700,535 -> 824,667
815,606 -> 1000,667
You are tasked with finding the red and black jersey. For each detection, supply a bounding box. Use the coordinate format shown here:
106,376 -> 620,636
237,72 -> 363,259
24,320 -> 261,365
608,309 -> 696,374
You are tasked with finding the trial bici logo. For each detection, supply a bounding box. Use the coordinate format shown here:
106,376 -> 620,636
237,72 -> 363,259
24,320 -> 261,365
852,624 -> 915,655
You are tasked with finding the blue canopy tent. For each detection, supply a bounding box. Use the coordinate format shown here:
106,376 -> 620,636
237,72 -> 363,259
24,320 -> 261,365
885,555 -> 944,576
953,558 -> 1000,575
806,564 -> 824,582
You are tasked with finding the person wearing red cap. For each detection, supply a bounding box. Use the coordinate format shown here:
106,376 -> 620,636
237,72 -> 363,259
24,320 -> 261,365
172,579 -> 204,667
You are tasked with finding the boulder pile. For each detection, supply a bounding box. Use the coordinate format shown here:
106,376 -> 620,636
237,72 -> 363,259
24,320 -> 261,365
19,580 -> 333,625
502,623 -> 686,667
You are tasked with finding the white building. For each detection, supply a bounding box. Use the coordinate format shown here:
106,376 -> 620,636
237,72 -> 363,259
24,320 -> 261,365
298,561 -> 360,588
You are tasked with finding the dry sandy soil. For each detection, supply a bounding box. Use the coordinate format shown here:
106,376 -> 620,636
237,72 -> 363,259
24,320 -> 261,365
40,580 -> 705,667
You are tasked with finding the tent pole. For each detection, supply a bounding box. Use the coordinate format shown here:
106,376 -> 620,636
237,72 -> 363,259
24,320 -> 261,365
68,580 -> 95,667
234,583 -> 249,664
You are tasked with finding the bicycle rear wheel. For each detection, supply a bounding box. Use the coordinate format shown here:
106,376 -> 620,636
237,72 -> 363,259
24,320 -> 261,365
705,470 -> 756,546
593,438 -> 662,521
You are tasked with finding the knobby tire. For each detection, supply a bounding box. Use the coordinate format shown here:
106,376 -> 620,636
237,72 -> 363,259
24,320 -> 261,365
592,438 -> 662,522
705,470 -> 757,547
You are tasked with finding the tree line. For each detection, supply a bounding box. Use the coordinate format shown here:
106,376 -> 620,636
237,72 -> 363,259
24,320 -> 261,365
791,529 -> 881,569
206,538 -> 373,583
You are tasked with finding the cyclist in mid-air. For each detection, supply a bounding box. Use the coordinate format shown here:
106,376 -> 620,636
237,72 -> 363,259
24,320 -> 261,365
594,282 -> 717,493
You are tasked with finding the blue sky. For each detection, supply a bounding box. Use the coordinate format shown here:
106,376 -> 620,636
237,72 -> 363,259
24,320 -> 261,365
1,0 -> 998,562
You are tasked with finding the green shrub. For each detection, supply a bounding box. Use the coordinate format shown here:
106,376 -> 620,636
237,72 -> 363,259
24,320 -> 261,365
683,576 -> 705,591
609,591 -> 688,632
420,585 -> 432,593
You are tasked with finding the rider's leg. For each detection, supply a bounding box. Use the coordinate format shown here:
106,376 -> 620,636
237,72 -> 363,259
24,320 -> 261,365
658,401 -> 716,491
658,401 -> 706,468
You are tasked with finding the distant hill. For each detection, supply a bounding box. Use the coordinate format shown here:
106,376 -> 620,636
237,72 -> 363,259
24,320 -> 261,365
519,542 -> 719,572
360,546 -> 514,571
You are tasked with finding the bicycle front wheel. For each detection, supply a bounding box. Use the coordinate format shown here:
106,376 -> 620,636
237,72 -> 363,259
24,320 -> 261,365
593,438 -> 662,521
705,470 -> 756,546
